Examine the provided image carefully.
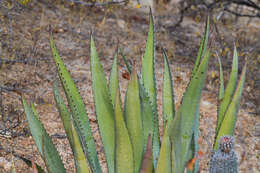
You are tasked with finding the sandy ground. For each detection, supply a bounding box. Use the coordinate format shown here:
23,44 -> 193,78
0,0 -> 260,172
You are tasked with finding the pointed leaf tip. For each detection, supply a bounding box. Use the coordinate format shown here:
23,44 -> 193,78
214,63 -> 246,150
125,68 -> 143,172
216,46 -> 238,137
90,37 -> 115,172
109,52 -> 119,106
162,49 -> 175,128
50,36 -> 101,172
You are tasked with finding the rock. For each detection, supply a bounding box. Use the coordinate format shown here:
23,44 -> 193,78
0,157 -> 12,171
117,19 -> 126,29
128,0 -> 154,13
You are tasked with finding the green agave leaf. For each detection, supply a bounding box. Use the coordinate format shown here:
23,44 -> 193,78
186,20 -> 210,172
120,46 -> 154,162
155,127 -> 171,173
168,111 -> 182,173
50,36 -> 101,173
141,11 -> 160,167
214,63 -> 246,150
120,42 -> 157,169
40,128 -> 53,173
192,132 -> 200,172
186,19 -> 210,173
53,81 -> 73,145
124,69 -> 144,173
186,112 -> 200,173
71,121 -> 91,173
216,46 -> 238,136
186,135 -> 199,173
109,52 -> 119,106
142,11 -> 156,105
22,97 -> 66,173
162,49 -> 175,128
14,154 -> 45,173
40,127 -> 65,173
90,35 -> 115,173
171,140 -> 176,173
189,69 -> 206,173
192,16 -> 210,76
120,48 -> 132,73
139,80 -> 156,154
53,81 -> 90,173
140,134 -> 153,173
114,90 -> 134,173
169,50 -> 210,173
217,55 -> 225,100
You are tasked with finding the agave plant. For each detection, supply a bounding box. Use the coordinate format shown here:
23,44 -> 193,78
21,11 -> 246,173
209,47 -> 247,173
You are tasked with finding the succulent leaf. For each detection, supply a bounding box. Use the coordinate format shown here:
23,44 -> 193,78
186,131 -> 199,173
214,63 -> 246,150
121,16 -> 160,168
142,12 -> 156,105
162,49 -> 175,128
120,48 -> 132,73
71,121 -> 91,173
124,69 -> 144,173
155,127 -> 171,173
192,16 -> 210,76
53,81 -> 73,142
217,55 -> 225,100
120,45 -> 155,165
139,80 -> 155,153
216,47 -> 238,135
50,36 -> 101,172
109,52 -> 119,106
90,35 -> 115,173
22,97 -> 66,173
169,50 -> 210,172
114,90 -> 134,173
141,11 -> 160,167
187,19 -> 210,172
171,142 -> 176,173
53,81 -> 90,173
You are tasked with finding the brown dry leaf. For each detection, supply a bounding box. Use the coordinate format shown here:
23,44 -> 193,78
140,134 -> 153,173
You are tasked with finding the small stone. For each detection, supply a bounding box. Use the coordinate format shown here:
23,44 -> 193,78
117,19 -> 126,29
255,142 -> 260,150
0,157 -> 12,170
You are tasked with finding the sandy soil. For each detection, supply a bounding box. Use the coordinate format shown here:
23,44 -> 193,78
0,0 -> 259,172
